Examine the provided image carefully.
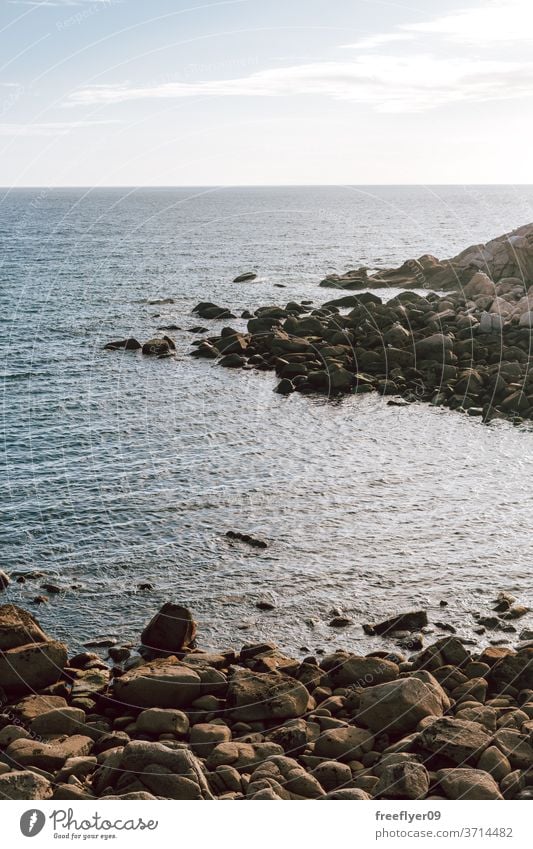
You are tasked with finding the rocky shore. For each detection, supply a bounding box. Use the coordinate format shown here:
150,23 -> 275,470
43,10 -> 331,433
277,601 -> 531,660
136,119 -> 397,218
185,224 -> 533,423
1,601 -> 532,801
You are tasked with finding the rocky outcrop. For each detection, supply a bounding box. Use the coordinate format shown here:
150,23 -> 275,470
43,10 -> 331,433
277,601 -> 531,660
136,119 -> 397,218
321,223 -> 533,292
189,269 -> 533,424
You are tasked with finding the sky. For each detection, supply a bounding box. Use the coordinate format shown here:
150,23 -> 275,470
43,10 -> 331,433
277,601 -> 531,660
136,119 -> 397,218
1,0 -> 533,186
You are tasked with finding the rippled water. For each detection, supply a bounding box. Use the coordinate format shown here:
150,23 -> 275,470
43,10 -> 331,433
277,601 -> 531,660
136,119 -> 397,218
2,185 -> 533,656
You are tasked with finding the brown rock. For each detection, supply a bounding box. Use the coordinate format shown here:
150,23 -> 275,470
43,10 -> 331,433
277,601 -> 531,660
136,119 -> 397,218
112,657 -> 201,708
0,770 -> 53,800
0,640 -> 67,695
376,762 -> 430,800
437,768 -> 503,800
418,717 -> 490,765
314,726 -> 374,762
358,676 -> 448,734
226,670 -> 310,722
140,603 -> 197,654
0,604 -> 49,650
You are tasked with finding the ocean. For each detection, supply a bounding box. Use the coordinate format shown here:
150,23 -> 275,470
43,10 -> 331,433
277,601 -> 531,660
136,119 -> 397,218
2,184 -> 533,655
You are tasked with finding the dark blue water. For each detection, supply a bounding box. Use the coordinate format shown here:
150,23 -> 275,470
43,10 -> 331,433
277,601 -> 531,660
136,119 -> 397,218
2,185 -> 533,655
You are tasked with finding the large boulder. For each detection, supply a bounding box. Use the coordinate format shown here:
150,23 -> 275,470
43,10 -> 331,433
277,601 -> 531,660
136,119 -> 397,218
103,741 -> 213,800
375,762 -> 430,800
323,654 -> 398,688
436,768 -> 503,800
112,657 -> 201,708
0,640 -> 67,695
0,604 -> 50,650
6,735 -> 93,771
415,334 -> 454,360
0,770 -> 53,800
314,727 -> 374,762
140,603 -> 197,654
358,675 -> 448,734
418,717 -> 491,765
487,648 -> 533,692
226,670 -> 310,722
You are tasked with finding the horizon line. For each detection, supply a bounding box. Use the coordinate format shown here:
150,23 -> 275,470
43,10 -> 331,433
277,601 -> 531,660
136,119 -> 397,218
2,182 -> 533,190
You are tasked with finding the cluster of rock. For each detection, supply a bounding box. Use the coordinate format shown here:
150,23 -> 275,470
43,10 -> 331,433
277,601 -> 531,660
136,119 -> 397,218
320,223 -> 533,292
0,601 -> 532,801
104,335 -> 176,357
189,269 -> 533,422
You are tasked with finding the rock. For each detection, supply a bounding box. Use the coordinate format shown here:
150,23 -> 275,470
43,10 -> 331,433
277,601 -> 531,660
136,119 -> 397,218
104,338 -> 141,351
488,648 -> 533,692
418,717 -> 491,765
0,725 -> 30,747
0,604 -> 50,649
226,670 -> 310,721
207,741 -> 283,771
364,610 -> 428,636
9,694 -> 68,723
135,708 -> 189,736
233,272 -> 257,283
436,768 -> 503,800
328,616 -> 352,628
314,726 -> 374,762
116,741 -> 213,799
219,353 -> 246,368
324,654 -> 399,688
189,723 -> 232,755
0,770 -> 53,800
140,603 -> 197,653
0,640 -> 67,695
6,735 -> 93,771
108,646 -> 131,663
358,675 -> 449,734
112,658 -> 201,708
256,598 -> 276,611
148,298 -> 174,305
0,571 -> 10,591
323,788 -> 371,799
376,762 -> 430,800
477,745 -> 511,780
141,338 -> 172,356
29,707 -> 86,737
415,334 -> 453,360
193,302 -> 236,320
492,729 -> 533,769
311,760 -> 352,792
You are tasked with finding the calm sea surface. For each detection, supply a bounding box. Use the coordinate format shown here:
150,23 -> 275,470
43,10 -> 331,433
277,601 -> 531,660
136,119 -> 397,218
2,185 -> 533,655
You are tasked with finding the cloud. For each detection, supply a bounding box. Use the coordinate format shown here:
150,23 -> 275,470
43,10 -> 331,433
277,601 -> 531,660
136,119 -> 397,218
67,53 -> 533,114
9,0 -> 113,6
0,119 -> 116,135
344,0 -> 533,49
342,33 -> 415,50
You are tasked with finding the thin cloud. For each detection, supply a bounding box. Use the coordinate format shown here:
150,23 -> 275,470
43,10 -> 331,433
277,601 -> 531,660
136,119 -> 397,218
0,119 -> 116,135
67,54 -> 533,114
344,0 -> 533,49
342,33 -> 414,50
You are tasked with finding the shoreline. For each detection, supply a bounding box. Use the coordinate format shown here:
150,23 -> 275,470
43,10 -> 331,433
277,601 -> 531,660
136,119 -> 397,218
0,601 -> 532,801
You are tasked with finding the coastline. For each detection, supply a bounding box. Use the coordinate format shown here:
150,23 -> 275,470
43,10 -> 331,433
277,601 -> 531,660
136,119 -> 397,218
0,601 -> 532,801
